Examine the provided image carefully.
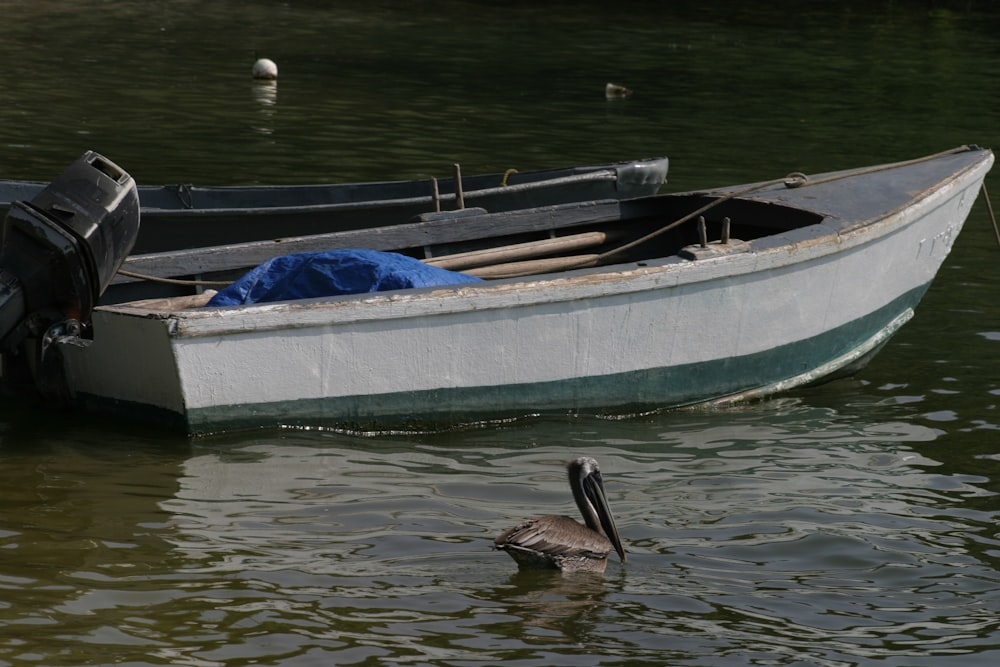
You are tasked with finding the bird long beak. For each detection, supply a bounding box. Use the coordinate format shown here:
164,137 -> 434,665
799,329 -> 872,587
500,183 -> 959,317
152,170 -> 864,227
583,470 -> 626,562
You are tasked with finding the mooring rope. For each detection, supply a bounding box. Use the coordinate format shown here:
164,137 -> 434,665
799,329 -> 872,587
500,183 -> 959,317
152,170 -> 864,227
115,268 -> 233,286
982,181 -> 1000,250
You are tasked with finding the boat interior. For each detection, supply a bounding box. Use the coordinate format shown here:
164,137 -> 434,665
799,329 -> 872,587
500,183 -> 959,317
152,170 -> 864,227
108,193 -> 827,307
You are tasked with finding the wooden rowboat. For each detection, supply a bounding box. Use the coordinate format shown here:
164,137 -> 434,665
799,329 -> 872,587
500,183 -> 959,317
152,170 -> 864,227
18,146 -> 994,434
0,158 -> 669,254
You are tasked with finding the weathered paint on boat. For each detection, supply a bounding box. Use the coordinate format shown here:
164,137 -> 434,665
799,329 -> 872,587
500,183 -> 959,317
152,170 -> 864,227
0,158 -> 669,254
51,147 -> 994,434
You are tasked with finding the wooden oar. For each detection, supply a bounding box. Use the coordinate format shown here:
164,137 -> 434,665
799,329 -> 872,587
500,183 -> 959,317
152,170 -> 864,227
425,231 -> 613,271
462,254 -> 602,279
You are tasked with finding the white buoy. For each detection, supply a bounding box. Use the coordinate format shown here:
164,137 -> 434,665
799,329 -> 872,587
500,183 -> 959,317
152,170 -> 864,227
252,58 -> 278,80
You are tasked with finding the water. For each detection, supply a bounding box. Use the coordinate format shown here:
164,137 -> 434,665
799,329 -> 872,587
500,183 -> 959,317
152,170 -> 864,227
4,411 -> 999,665
2,1 -> 1000,665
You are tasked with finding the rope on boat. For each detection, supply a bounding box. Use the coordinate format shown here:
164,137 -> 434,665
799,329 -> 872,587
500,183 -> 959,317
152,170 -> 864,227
115,269 -> 233,286
982,181 -> 1000,250
782,144 -> 979,188
557,145 -> 982,277
500,168 -> 518,187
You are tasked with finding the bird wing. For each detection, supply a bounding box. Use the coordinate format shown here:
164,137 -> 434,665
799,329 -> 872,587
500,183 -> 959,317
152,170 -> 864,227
494,515 -> 611,559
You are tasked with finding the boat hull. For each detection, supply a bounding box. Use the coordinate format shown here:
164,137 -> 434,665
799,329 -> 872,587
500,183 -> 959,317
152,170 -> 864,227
55,147 -> 993,434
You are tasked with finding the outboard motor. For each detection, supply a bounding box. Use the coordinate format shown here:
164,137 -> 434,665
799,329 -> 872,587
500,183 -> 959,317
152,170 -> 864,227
0,152 -> 139,397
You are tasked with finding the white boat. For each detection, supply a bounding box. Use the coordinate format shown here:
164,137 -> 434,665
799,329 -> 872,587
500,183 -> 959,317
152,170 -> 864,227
29,146 -> 995,434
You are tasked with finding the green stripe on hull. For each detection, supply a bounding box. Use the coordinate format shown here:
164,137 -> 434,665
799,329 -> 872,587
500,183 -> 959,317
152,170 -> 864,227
179,286 -> 929,434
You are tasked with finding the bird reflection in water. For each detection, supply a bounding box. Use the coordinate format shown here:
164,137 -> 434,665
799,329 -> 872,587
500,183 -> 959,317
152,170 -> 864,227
487,567 -> 614,642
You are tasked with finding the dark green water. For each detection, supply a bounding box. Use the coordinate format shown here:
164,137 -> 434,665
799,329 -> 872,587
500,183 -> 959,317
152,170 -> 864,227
2,1 -> 1000,665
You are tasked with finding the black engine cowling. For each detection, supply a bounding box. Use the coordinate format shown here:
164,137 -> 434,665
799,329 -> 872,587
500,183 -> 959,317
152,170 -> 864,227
0,152 -> 140,396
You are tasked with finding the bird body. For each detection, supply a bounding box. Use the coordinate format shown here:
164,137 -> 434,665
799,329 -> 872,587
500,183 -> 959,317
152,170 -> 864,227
494,457 -> 626,574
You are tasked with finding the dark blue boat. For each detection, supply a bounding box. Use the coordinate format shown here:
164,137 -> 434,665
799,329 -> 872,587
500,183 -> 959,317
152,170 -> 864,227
0,158 -> 668,254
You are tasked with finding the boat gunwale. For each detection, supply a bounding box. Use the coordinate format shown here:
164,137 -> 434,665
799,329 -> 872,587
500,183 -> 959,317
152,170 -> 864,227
0,157 -> 669,214
143,168 -> 624,217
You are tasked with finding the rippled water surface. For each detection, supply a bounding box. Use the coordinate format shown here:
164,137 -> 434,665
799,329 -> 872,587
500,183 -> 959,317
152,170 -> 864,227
4,408 -> 1000,665
2,1 -> 1000,665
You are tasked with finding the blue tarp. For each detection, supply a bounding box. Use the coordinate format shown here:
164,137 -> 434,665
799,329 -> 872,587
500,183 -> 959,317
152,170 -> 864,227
206,248 -> 482,307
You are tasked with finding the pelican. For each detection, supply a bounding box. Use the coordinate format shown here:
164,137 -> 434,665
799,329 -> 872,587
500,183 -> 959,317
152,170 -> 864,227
253,57 -> 278,80
494,456 -> 626,573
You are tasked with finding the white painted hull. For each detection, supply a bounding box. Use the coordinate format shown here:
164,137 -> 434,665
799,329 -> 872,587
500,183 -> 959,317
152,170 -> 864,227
56,149 -> 994,433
